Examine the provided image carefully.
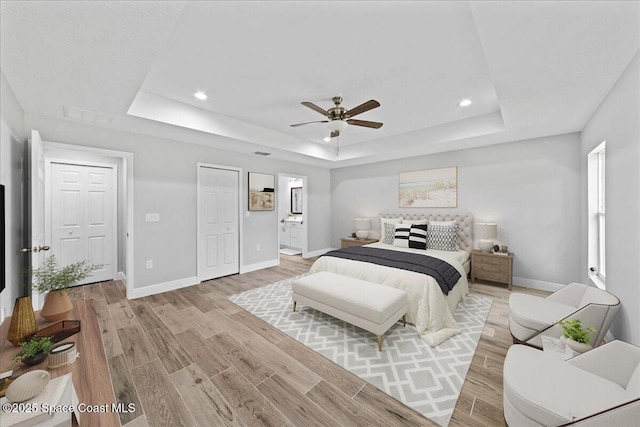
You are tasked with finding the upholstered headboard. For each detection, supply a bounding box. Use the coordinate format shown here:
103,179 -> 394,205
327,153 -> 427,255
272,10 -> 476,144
379,212 -> 474,252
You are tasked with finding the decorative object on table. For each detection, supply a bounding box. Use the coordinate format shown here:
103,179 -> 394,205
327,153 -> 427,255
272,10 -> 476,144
0,370 -> 14,398
248,172 -> 275,211
558,318 -> 596,353
351,232 -> 356,238
5,370 -> 50,403
31,255 -> 102,322
398,166 -> 458,208
475,222 -> 497,252
26,320 -> 81,343
48,342 -> 78,369
353,218 -> 372,239
11,336 -> 54,366
7,296 -> 38,346
500,245 -> 508,253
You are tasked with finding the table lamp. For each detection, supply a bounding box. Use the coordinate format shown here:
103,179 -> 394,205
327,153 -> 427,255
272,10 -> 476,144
476,223 -> 497,252
353,218 -> 372,239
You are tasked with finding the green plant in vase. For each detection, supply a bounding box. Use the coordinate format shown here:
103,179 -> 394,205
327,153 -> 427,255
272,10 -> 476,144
11,336 -> 54,366
558,318 -> 596,353
31,255 -> 102,322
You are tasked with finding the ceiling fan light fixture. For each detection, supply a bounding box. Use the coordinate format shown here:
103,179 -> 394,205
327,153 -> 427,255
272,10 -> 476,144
326,120 -> 348,133
194,91 -> 208,100
459,99 -> 472,107
323,136 -> 331,142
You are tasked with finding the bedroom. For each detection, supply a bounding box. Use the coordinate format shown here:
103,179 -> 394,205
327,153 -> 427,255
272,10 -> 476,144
1,1 -> 639,426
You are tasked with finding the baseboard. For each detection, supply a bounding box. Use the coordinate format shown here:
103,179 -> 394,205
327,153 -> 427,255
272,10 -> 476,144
512,277 -> 564,292
605,331 -> 615,343
240,259 -> 279,274
303,247 -> 336,259
117,271 -> 127,285
129,276 -> 198,299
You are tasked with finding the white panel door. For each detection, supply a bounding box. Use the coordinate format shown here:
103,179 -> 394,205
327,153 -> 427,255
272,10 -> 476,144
50,162 -> 115,284
198,166 -> 239,281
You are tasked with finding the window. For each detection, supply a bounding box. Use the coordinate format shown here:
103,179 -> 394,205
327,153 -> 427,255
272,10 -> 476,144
588,141 -> 606,288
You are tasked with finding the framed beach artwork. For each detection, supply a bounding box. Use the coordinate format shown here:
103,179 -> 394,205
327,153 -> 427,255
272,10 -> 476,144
398,166 -> 458,208
248,172 -> 275,211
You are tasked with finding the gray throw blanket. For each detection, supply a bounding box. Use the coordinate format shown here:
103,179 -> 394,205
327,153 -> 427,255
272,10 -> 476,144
321,246 -> 461,295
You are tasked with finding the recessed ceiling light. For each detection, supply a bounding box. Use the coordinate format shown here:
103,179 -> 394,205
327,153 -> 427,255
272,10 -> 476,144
324,137 -> 331,142
194,91 -> 208,100
459,99 -> 472,107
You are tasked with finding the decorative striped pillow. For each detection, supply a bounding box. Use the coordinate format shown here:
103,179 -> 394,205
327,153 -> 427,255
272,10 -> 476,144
409,224 -> 428,249
393,224 -> 410,248
427,223 -> 459,251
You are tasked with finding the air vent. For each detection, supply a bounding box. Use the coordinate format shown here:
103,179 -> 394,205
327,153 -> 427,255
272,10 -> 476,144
63,106 -> 112,125
253,151 -> 271,156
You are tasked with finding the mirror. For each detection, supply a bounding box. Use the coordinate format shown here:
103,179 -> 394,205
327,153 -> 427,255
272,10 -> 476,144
248,172 -> 275,211
291,187 -> 302,214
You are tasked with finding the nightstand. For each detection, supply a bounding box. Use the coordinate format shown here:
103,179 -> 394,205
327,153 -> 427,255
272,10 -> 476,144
340,237 -> 378,248
471,249 -> 514,290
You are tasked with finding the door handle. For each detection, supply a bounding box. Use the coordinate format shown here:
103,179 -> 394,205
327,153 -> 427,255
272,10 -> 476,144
20,245 -> 51,253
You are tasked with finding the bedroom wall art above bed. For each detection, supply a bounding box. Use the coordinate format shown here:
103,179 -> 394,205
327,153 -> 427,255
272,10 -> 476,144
399,166 -> 457,208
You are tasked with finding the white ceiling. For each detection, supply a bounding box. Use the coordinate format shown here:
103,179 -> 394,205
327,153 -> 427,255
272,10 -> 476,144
1,1 -> 638,168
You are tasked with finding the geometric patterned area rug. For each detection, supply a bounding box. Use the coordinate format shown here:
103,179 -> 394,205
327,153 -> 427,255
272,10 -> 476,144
229,275 -> 493,426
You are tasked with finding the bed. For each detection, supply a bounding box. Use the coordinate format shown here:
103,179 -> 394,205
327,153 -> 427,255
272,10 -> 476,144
308,212 -> 473,346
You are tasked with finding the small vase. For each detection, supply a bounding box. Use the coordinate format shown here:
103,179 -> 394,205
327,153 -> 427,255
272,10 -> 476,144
22,351 -> 48,366
560,335 -> 592,353
7,296 -> 38,346
40,290 -> 73,322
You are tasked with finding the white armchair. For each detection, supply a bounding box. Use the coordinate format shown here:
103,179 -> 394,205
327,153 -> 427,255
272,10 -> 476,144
509,282 -> 619,348
503,340 -> 640,426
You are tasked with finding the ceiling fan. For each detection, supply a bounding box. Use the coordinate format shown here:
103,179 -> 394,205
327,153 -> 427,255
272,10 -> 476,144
290,96 -> 383,138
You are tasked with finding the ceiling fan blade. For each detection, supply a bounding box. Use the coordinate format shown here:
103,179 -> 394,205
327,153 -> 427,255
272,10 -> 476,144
330,130 -> 340,138
301,102 -> 330,117
290,120 -> 329,127
347,119 -> 383,129
346,100 -> 380,118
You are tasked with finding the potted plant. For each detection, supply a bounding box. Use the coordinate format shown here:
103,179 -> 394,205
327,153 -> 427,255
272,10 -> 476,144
31,255 -> 102,322
558,318 -> 596,353
11,336 -> 54,366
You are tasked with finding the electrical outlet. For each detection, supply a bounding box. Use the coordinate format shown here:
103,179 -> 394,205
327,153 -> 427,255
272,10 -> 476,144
146,260 -> 153,269
256,244 -> 261,251
145,213 -> 160,222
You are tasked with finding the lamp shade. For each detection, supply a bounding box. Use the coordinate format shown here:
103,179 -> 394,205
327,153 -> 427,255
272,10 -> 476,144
476,223 -> 497,239
353,218 -> 372,231
327,120 -> 348,133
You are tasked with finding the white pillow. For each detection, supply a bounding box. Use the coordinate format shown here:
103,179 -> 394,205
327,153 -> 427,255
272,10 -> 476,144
403,219 -> 429,226
380,217 -> 402,237
430,220 -> 456,226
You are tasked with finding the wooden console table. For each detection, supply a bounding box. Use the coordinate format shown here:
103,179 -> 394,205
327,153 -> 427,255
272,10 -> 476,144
0,300 -> 119,427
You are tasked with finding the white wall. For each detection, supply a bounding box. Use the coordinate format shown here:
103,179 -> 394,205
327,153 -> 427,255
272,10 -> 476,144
331,133 -> 582,288
0,70 -> 26,320
23,113 -> 332,292
580,52 -> 640,345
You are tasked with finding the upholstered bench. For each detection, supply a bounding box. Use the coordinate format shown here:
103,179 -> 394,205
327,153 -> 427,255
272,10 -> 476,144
292,272 -> 408,351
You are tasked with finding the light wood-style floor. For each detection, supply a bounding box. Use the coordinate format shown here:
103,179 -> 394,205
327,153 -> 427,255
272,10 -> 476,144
67,255 -> 550,427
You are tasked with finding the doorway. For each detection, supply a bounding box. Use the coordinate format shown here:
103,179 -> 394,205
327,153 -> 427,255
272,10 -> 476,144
277,173 -> 308,259
197,163 -> 241,282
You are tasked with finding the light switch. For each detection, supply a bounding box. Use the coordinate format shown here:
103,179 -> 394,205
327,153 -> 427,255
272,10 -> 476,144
145,213 -> 160,222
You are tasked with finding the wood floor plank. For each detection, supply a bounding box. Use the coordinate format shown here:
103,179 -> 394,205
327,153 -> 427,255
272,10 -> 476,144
117,325 -> 157,369
162,290 -> 193,311
131,359 -> 195,427
92,298 -> 111,322
256,373 -> 340,427
109,300 -> 137,329
208,332 -> 274,385
144,293 -> 169,308
98,317 -> 123,358
175,329 -> 231,378
170,364 -> 243,427
129,298 -> 165,331
145,326 -> 193,374
243,334 -> 321,394
306,380 -> 386,427
102,281 -> 126,304
154,304 -> 192,334
211,367 -> 293,427
122,415 -> 149,427
353,384 -> 438,427
84,283 -> 106,302
206,309 -> 257,343
230,309 -> 289,344
177,289 -> 221,313
108,354 -> 144,425
179,306 -> 222,338
276,337 -> 366,398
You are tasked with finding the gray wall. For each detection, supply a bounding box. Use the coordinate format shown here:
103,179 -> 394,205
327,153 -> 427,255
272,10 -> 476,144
23,113 -> 331,290
0,70 -> 26,320
330,133 -> 582,287
580,52 -> 639,345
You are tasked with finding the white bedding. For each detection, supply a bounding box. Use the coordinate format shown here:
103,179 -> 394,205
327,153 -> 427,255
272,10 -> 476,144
308,242 -> 470,346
